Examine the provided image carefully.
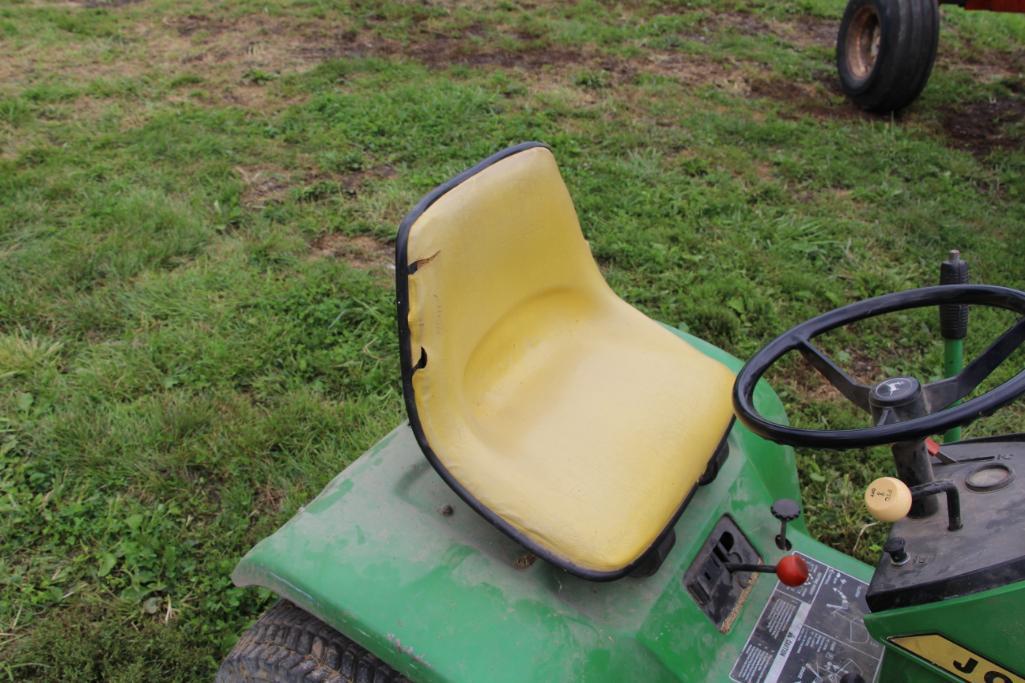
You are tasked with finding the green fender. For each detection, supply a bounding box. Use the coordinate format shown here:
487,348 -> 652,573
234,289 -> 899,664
232,330 -> 876,681
865,581 -> 1025,681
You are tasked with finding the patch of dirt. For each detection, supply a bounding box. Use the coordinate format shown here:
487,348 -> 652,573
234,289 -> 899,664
43,0 -> 143,6
746,72 -> 880,123
157,12 -> 737,97
750,78 -> 810,101
235,166 -> 292,208
236,163 -> 397,211
719,12 -> 774,36
341,164 -> 397,192
645,52 -> 740,90
170,13 -> 231,37
784,15 -> 837,50
845,349 -> 880,385
0,5 -> 843,118
678,12 -> 772,44
256,483 -> 286,513
938,55 -> 1025,87
22,2 -> 1025,141
680,11 -> 834,51
941,97 -> 1025,156
340,31 -> 587,72
310,233 -> 393,271
753,161 -> 775,181
167,16 -> 589,79
37,0 -> 141,8
938,27 -> 1025,85
81,0 -> 143,7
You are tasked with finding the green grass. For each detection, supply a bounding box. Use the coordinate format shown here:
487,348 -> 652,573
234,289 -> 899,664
2,0 -> 1025,678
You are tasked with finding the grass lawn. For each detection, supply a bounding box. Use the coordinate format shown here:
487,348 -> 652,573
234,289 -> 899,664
2,0 -> 1025,679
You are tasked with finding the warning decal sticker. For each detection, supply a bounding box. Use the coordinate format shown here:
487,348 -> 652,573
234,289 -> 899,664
729,554 -> 884,683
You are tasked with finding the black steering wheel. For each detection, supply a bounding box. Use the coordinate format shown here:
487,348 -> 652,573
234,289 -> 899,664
733,285 -> 1025,448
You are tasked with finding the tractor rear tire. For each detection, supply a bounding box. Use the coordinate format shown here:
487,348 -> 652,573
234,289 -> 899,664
217,600 -> 409,683
836,0 -> 940,113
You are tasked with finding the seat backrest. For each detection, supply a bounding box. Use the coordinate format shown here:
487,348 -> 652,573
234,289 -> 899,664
397,143 -> 610,442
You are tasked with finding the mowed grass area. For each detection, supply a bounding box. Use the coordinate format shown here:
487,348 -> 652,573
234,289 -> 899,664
2,0 -> 1025,678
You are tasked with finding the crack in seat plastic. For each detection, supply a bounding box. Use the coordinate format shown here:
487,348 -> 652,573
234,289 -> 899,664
396,143 -> 735,579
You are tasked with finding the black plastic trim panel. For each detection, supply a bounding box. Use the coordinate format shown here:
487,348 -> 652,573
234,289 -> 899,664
868,555 -> 1025,611
867,439 -> 1025,611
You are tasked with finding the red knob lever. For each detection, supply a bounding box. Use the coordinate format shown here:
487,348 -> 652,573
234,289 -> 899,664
775,554 -> 809,587
725,554 -> 809,587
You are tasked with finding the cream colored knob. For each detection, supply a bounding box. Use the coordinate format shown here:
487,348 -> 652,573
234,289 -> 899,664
865,477 -> 913,522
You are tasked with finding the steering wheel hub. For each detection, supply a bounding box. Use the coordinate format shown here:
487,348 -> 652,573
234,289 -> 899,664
871,377 -> 921,406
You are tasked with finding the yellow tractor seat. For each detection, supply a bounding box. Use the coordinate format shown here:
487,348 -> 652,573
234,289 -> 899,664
396,143 -> 736,579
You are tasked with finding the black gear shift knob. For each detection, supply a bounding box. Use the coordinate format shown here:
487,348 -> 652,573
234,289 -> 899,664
770,499 -> 801,550
771,499 -> 800,522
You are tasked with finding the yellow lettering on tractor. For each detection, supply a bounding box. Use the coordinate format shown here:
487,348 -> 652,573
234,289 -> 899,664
890,634 -> 1023,683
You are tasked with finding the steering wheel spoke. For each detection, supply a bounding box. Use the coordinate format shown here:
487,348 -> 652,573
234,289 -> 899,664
925,316 -> 1025,412
797,340 -> 872,412
875,407 -> 898,426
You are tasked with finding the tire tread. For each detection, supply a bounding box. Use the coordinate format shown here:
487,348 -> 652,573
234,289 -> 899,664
217,601 -> 410,683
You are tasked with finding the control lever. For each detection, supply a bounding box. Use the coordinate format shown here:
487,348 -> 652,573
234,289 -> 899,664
771,498 -> 800,550
864,477 -> 913,522
724,499 -> 809,586
910,480 -> 963,531
725,555 -> 810,587
865,476 -> 963,530
883,537 -> 909,566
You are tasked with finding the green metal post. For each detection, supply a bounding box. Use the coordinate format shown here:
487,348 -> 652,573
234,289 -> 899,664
943,338 -> 963,443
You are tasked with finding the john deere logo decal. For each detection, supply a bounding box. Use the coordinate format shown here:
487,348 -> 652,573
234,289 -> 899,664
879,378 -> 909,396
890,634 -> 1023,683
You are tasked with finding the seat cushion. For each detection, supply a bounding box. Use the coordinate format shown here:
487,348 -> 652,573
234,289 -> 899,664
397,143 -> 735,577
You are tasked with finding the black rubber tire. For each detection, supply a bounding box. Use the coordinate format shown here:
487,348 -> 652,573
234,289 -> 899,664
217,601 -> 410,683
836,0 -> 940,113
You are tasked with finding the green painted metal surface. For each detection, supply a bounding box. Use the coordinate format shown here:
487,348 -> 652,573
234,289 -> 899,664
865,581 -> 1025,681
231,330 -> 877,681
